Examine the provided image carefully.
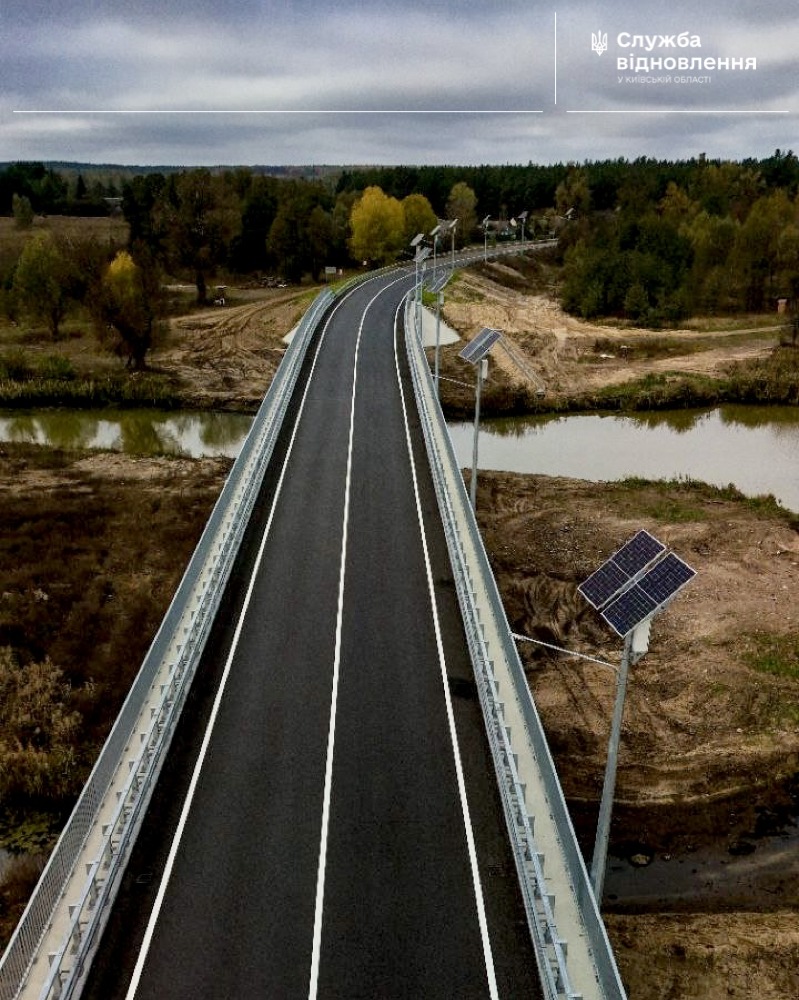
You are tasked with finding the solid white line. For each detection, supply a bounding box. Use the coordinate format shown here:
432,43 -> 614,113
13,109 -> 545,115
124,284 -> 365,999
306,273 -> 410,998
392,300 -> 500,999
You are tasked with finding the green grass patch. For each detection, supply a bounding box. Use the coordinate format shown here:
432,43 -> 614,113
741,632 -> 799,680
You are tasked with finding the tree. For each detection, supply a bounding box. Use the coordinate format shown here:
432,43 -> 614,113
445,182 -> 478,247
156,170 -> 240,304
267,182 -> 332,282
401,193 -> 437,244
12,193 -> 34,229
348,186 -> 405,266
96,249 -> 161,369
12,233 -> 72,339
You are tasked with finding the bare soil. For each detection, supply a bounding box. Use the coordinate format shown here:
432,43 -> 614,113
153,287 -> 314,409
2,266 -> 799,996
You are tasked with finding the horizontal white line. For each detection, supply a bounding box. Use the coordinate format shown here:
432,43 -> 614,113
12,108 -> 545,115
566,108 -> 795,114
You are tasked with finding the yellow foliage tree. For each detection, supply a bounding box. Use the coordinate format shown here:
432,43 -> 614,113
348,186 -> 405,266
97,249 -> 160,368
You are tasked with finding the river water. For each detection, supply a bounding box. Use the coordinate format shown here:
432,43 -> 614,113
448,404 -> 799,513
0,409 -> 253,459
2,404 -> 798,512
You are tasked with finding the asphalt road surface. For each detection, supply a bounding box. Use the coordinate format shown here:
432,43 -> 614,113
82,270 -> 542,999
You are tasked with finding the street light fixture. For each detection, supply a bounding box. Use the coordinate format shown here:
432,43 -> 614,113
482,215 -> 491,261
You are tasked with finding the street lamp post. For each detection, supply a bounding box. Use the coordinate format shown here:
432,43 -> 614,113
482,215 -> 491,261
430,223 -> 442,286
434,290 -> 444,394
458,327 -> 502,509
518,209 -> 528,247
448,218 -> 458,272
578,533 -> 696,903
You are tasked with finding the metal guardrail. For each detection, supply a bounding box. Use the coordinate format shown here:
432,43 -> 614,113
0,286 -> 336,1000
404,294 -> 627,1000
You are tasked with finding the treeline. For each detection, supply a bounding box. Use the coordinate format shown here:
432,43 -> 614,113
4,151 -> 799,328
0,162 -> 125,218
557,155 -> 799,324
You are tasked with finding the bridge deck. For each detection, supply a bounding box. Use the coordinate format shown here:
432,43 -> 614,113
82,271 -> 542,998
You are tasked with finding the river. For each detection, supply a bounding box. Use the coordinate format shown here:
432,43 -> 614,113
2,403 -> 798,513
448,404 -> 799,513
0,409 -> 252,459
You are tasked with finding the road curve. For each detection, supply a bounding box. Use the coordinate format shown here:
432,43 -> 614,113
82,269 -> 542,999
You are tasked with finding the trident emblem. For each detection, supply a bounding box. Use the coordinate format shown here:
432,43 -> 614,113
591,31 -> 608,56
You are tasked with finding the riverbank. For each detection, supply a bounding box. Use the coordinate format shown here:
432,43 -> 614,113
434,259 -> 798,419
2,448 -> 797,995
474,469 -> 799,999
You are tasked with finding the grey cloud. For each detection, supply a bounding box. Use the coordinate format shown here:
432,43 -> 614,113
1,0 -> 797,165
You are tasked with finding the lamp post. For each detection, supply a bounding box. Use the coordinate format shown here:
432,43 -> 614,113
434,290 -> 444,393
482,215 -> 491,261
414,246 -> 430,341
430,223 -> 442,286
458,327 -> 502,509
578,534 -> 696,903
518,209 -> 528,247
448,218 -> 458,272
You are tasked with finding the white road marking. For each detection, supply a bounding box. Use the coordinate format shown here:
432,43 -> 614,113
392,299 -> 500,999
124,285 -> 364,999
306,275 -> 408,998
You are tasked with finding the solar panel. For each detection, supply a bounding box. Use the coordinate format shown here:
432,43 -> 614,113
600,551 -> 696,637
578,530 -> 665,609
639,552 -> 696,605
601,587 -> 659,637
459,327 -> 502,365
613,530 -> 665,576
578,561 -> 629,609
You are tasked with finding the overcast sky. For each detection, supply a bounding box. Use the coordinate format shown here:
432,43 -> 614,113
1,0 -> 797,166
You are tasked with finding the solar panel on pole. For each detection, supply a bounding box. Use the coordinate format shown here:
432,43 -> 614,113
599,551 -> 696,637
577,529 -> 665,609
459,327 -> 502,365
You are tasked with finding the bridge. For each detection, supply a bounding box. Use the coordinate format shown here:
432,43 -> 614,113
0,249 -> 626,999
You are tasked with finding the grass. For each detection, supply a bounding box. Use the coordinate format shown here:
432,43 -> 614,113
741,632 -> 799,680
618,476 -> 799,525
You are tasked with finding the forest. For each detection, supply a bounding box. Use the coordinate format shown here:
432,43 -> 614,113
2,150 -> 799,337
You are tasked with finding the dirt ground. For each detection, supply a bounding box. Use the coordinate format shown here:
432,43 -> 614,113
438,262 -> 782,401
153,286 -> 313,409
4,266 -> 799,996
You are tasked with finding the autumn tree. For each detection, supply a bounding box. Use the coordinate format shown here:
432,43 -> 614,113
348,186 -> 405,266
96,249 -> 161,368
401,193 -> 437,244
445,182 -> 477,247
12,233 -> 73,339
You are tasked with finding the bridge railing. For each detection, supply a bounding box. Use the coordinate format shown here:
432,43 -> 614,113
0,287 -> 337,1000
404,295 -> 627,1000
